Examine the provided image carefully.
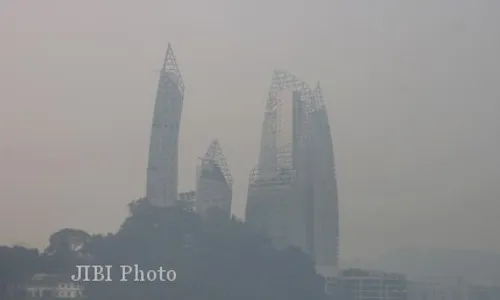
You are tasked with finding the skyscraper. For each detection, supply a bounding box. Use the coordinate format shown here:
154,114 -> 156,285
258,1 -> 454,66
195,140 -> 233,216
146,44 -> 185,207
246,70 -> 339,278
309,82 -> 340,278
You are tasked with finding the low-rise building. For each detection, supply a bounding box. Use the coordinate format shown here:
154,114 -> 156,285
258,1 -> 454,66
407,277 -> 469,300
178,190 -> 196,210
340,269 -> 408,300
22,273 -> 84,299
468,284 -> 500,300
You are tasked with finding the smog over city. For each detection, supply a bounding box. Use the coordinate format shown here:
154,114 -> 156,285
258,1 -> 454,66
1,1 -> 499,299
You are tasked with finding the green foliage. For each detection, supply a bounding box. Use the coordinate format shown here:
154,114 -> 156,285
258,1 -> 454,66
45,228 -> 91,255
85,199 -> 324,300
1,198 -> 326,300
41,228 -> 92,274
0,246 -> 39,298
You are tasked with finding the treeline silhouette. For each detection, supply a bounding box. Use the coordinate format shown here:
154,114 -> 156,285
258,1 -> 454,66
1,198 -> 326,300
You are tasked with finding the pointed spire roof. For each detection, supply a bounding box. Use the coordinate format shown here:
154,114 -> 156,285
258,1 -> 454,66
204,139 -> 222,158
201,139 -> 233,187
161,43 -> 185,94
314,81 -> 326,108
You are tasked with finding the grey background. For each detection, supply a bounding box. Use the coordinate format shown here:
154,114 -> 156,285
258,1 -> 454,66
0,0 -> 499,260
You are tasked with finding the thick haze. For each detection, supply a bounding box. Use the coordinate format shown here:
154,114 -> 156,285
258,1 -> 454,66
0,0 -> 499,260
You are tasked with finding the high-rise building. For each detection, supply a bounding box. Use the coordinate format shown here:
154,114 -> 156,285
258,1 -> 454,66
246,70 -> 339,278
195,140 -> 233,216
146,44 -> 185,207
309,82 -> 340,278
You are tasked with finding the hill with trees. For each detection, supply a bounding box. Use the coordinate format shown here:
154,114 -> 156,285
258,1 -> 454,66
1,198 -> 327,300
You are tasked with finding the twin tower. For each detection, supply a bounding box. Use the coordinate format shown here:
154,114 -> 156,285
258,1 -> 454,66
146,44 -> 232,215
146,45 -> 339,278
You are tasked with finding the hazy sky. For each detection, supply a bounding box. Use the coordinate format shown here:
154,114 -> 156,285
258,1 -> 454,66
0,0 -> 499,260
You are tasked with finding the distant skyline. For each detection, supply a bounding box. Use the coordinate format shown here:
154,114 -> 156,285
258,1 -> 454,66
1,0 -> 499,260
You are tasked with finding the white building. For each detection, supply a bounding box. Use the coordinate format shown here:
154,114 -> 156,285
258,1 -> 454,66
23,273 -> 84,299
146,44 -> 185,207
195,140 -> 233,217
246,71 -> 339,279
407,277 -> 469,300
341,269 -> 408,300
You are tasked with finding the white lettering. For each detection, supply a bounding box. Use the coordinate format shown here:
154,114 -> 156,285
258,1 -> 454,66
166,270 -> 177,282
146,270 -> 157,281
120,265 -> 132,282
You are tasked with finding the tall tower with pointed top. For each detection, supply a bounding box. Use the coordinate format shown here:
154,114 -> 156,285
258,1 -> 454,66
146,44 -> 185,207
195,140 -> 233,216
310,81 -> 339,278
246,71 -> 339,280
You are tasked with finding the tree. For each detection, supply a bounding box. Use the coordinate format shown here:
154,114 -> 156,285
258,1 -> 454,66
45,228 -> 91,255
0,198 -> 326,300
42,228 -> 91,274
0,246 -> 39,299
84,199 -> 325,300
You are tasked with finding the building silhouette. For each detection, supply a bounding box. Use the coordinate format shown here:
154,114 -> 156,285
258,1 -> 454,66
341,269 -> 408,300
246,70 -> 339,279
146,44 -> 185,207
195,140 -> 233,216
